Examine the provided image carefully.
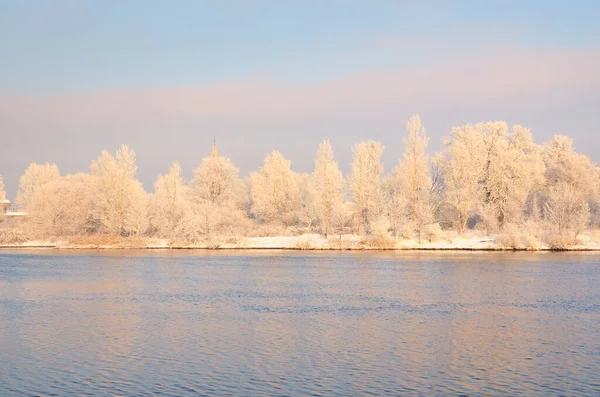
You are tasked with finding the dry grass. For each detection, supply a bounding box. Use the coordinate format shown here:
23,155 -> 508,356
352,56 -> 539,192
545,233 -> 580,250
326,237 -> 358,250
360,236 -> 397,249
294,240 -> 314,250
66,235 -> 150,248
497,223 -> 541,250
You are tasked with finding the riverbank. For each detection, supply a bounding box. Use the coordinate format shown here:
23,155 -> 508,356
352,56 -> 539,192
1,232 -> 600,251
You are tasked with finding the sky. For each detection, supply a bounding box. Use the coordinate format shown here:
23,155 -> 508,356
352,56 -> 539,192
1,0 -> 599,200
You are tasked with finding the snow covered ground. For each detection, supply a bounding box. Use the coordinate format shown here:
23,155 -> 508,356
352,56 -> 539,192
2,232 -> 600,250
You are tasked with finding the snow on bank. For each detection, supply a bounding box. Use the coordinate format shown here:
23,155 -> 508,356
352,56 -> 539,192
2,232 -> 600,250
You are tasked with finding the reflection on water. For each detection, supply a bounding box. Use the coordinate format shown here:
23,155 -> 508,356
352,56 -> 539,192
1,250 -> 599,396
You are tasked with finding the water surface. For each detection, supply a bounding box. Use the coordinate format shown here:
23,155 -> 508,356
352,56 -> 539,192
1,250 -> 599,396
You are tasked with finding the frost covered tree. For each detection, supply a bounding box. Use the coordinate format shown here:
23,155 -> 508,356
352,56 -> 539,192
330,201 -> 354,239
484,124 -> 544,228
90,144 -> 147,235
16,163 -> 60,213
295,173 -> 317,231
26,173 -> 95,237
543,135 -> 598,198
442,122 -> 545,233
250,151 -> 300,225
381,173 -> 410,238
393,115 -> 432,240
191,144 -> 239,206
399,115 -> 430,222
544,182 -> 590,245
190,144 -> 242,238
540,135 -> 598,237
313,140 -> 344,237
441,126 -> 483,233
349,141 -> 384,235
149,162 -> 189,238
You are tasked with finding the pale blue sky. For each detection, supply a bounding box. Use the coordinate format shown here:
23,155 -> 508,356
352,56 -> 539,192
1,0 -> 599,198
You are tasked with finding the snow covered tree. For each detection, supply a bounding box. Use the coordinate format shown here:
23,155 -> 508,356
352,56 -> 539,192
399,115 -> 430,222
90,144 -> 147,235
190,143 -> 242,238
26,173 -> 95,237
442,122 -> 545,232
295,173 -> 317,231
313,140 -> 344,237
540,135 -> 598,237
381,173 -> 410,238
149,162 -> 189,238
330,201 -> 354,239
441,126 -> 483,233
125,185 -> 150,236
544,182 -> 590,245
16,162 -> 60,213
349,140 -> 384,235
191,144 -> 239,206
543,135 -> 598,198
250,151 -> 300,225
393,114 -> 432,240
485,125 -> 545,228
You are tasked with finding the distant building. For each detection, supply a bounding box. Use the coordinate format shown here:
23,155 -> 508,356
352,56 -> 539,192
1,200 -> 26,218
1,200 -> 9,215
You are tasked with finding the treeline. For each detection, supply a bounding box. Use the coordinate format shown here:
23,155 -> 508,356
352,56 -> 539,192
1,115 -> 599,248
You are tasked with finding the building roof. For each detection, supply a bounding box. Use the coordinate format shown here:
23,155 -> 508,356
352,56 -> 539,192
5,211 -> 26,217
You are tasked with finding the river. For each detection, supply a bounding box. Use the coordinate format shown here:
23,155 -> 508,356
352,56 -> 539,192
1,250 -> 599,396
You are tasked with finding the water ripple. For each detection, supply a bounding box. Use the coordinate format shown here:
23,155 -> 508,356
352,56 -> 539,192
1,251 -> 600,396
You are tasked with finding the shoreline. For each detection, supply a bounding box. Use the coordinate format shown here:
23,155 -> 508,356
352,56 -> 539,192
1,245 -> 598,252
2,232 -> 599,252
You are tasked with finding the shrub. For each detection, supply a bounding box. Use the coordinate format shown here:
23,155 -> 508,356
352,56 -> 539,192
369,216 -> 391,238
0,228 -> 29,245
424,223 -> 443,243
295,240 -> 314,250
398,224 -> 415,240
360,236 -> 397,249
499,223 -> 540,250
545,232 -> 580,250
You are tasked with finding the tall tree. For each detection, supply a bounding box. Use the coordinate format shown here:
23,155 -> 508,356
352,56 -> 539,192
349,140 -> 384,235
394,115 -> 432,239
442,122 -> 545,233
544,182 -> 590,243
190,143 -> 241,237
191,144 -> 239,206
250,151 -> 300,225
150,162 -> 189,238
27,173 -> 95,238
16,162 -> 60,213
313,140 -> 344,237
90,144 -> 147,235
